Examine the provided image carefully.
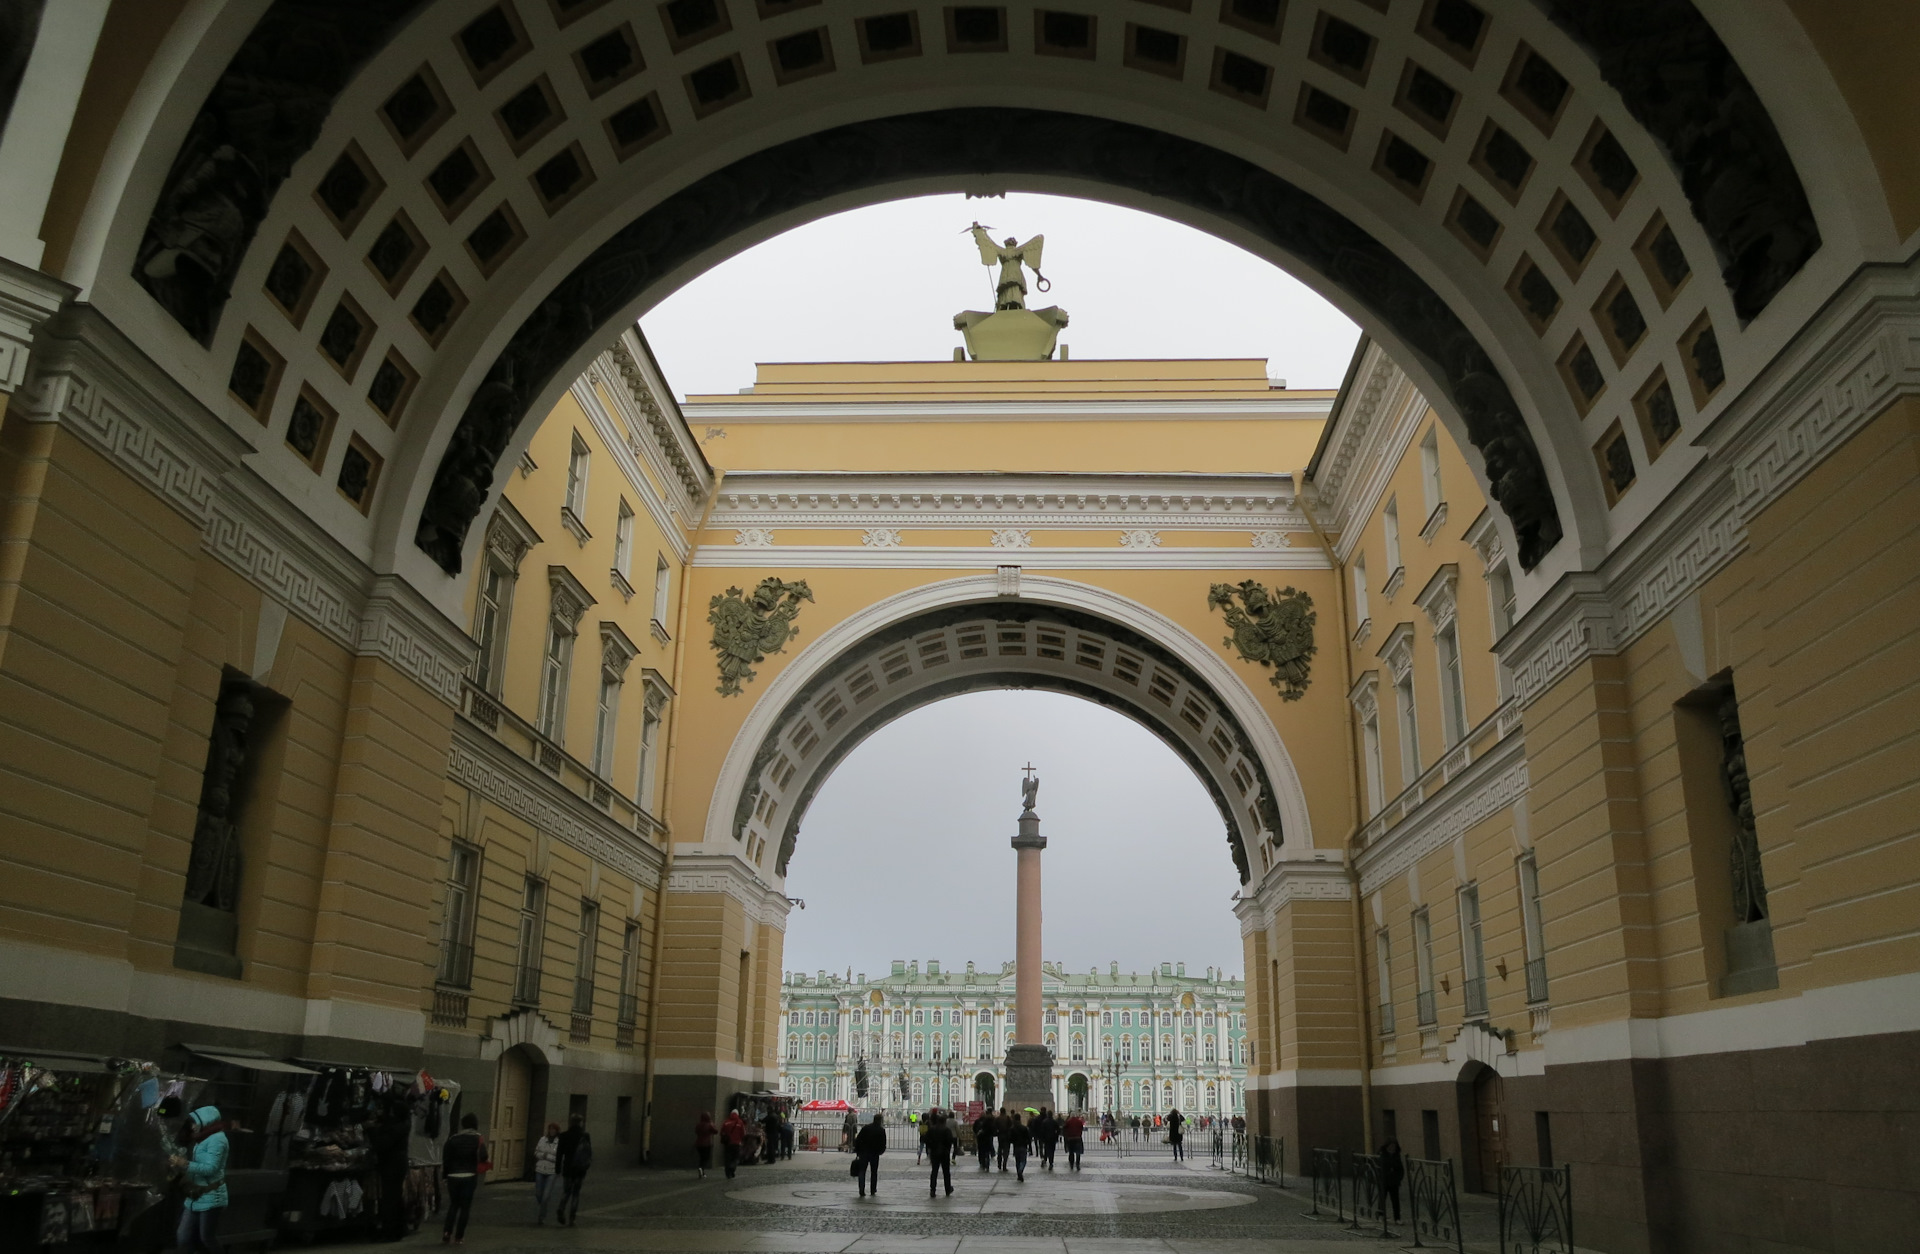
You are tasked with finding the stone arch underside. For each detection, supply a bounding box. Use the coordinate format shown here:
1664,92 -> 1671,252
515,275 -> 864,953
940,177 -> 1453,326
730,600 -> 1291,887
119,0 -> 1824,586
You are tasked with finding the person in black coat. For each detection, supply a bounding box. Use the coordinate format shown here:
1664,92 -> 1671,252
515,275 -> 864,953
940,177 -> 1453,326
1006,1112 -> 1033,1182
555,1114 -> 592,1226
853,1114 -> 887,1198
1377,1138 -> 1405,1221
1034,1110 -> 1058,1170
972,1110 -> 994,1172
923,1114 -> 957,1197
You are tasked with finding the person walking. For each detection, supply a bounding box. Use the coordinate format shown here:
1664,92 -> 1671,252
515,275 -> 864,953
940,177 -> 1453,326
996,1109 -> 1012,1172
721,1109 -> 747,1178
693,1112 -> 717,1179
555,1113 -> 592,1226
173,1106 -> 230,1253
781,1113 -> 795,1160
1062,1112 -> 1085,1171
761,1108 -> 782,1165
924,1113 -> 956,1198
1006,1110 -> 1033,1182
1035,1108 -> 1058,1170
916,1111 -> 927,1165
440,1113 -> 486,1246
853,1113 -> 887,1198
1378,1137 -> 1405,1222
842,1110 -> 858,1153
1166,1108 -> 1185,1162
972,1108 -> 994,1172
531,1121 -> 561,1223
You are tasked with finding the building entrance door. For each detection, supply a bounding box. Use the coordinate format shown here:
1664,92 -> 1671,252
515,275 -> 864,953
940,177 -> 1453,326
1472,1068 -> 1506,1192
491,1047 -> 533,1179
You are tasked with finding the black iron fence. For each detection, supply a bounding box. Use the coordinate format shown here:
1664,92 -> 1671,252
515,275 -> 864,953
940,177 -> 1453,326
1308,1147 -> 1342,1216
1499,1164 -> 1572,1254
1351,1152 -> 1398,1239
1245,1134 -> 1284,1186
1407,1156 -> 1464,1252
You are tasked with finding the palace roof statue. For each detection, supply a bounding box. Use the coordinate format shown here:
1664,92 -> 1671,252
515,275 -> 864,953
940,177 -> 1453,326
954,222 -> 1070,361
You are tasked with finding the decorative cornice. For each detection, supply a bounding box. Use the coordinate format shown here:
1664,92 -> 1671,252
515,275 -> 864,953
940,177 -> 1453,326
1357,731 -> 1528,895
17,306 -> 473,706
666,854 -> 792,927
1462,507 -> 1504,570
1348,669 -> 1380,719
1414,564 -> 1460,631
692,544 -> 1329,571
449,724 -> 663,889
600,621 -> 639,677
1239,855 -> 1352,932
547,565 -> 595,630
0,259 -> 73,393
1378,622 -> 1416,682
609,334 -> 708,502
1498,574 -> 1618,708
485,497 -> 543,573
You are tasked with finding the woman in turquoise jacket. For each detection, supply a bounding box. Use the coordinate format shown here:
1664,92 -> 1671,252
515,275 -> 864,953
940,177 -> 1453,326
175,1105 -> 229,1252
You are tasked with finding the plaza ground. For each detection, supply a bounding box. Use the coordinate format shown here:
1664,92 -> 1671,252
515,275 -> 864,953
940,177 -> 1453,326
347,1142 -> 1520,1254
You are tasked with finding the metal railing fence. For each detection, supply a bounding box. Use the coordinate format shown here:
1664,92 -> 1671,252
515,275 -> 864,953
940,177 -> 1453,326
1463,975 -> 1489,1018
1407,1156 -> 1464,1252
1416,989 -> 1437,1025
1499,1164 -> 1573,1254
1524,956 -> 1550,1004
1350,1153 -> 1397,1239
1308,1147 -> 1343,1217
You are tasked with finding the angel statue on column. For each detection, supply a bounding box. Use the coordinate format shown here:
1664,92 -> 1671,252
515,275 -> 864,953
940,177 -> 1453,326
970,223 -> 1050,311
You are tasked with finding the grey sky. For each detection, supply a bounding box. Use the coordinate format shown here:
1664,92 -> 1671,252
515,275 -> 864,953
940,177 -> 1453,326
640,194 -> 1356,983
776,691 -> 1249,981
640,192 -> 1359,399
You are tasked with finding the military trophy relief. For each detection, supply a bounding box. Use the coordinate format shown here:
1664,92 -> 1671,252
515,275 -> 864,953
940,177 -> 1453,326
1208,580 -> 1317,702
708,577 -> 814,697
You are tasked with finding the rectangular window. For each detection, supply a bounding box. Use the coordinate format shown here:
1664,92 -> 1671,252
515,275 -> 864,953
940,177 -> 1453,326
652,555 -> 671,627
1362,713 -> 1386,816
1375,927 -> 1395,1036
1395,672 -> 1421,784
573,900 -> 600,1017
592,668 -> 621,777
1518,852 -> 1549,1003
565,432 -> 590,516
538,621 -> 574,741
636,699 -> 663,810
1413,907 -> 1436,1025
1489,563 -> 1516,637
1460,884 -> 1488,1017
1437,624 -> 1468,745
1384,496 -> 1403,573
438,844 -> 479,987
1353,556 -> 1370,624
614,500 -> 634,578
514,877 -> 547,1004
618,920 -> 641,1025
471,563 -> 513,695
1420,427 -> 1443,519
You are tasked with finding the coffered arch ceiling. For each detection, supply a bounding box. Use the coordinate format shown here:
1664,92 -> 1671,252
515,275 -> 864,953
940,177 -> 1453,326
99,0 -> 1845,614
716,595 -> 1301,887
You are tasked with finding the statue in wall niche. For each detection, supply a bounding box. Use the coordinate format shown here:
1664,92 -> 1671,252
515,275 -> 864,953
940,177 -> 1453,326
184,675 -> 258,912
1717,690 -> 1769,923
1208,581 -> 1317,702
708,578 -> 814,696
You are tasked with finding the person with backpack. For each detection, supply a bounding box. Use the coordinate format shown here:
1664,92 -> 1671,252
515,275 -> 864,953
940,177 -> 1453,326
852,1113 -> 887,1198
694,1112 -> 717,1178
440,1113 -> 487,1245
923,1112 -> 956,1197
555,1113 -> 592,1226
721,1109 -> 747,1178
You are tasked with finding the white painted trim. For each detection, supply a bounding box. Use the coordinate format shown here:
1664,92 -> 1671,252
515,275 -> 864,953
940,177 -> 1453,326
1244,1068 -> 1364,1089
0,0 -> 111,268
692,545 -> 1327,570
700,574 -> 1315,861
685,399 -> 1331,422
652,1057 -> 779,1082
0,936 -> 425,1047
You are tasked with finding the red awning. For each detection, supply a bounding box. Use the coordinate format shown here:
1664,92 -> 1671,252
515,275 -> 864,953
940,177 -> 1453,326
799,1099 -> 855,1111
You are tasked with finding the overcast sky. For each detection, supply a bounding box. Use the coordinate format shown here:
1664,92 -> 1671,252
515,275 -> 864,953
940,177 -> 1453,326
640,195 -> 1357,983
640,191 -> 1359,398
775,691 -> 1249,981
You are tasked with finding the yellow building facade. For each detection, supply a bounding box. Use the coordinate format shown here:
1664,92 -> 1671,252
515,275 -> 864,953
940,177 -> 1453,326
3,3 -> 1920,1249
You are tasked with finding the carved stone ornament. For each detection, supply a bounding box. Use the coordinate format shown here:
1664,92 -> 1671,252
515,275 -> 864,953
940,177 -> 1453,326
408,108 -> 1566,574
1207,580 -> 1318,702
1250,531 -> 1291,550
708,577 -> 813,697
184,672 -> 259,911
862,528 -> 904,547
1119,529 -> 1161,549
990,528 -> 1032,549
734,528 -> 774,548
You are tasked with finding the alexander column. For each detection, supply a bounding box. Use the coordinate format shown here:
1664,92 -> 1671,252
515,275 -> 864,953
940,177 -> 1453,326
1003,765 -> 1055,1112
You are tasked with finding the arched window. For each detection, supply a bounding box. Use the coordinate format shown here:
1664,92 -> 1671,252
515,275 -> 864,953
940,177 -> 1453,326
1162,1081 -> 1174,1105
1045,1008 -> 1057,1024
932,1009 -> 943,1025
1206,1082 -> 1218,1109
912,1032 -> 924,1059
1161,1034 -> 1173,1061
1162,1011 -> 1173,1027
1123,1080 -> 1134,1107
1182,1011 -> 1194,1028
1101,1011 -> 1112,1026
801,1078 -> 813,1100
912,1078 -> 923,1103
1046,1032 -> 1057,1051
802,1035 -> 814,1062
1183,1036 -> 1195,1063
892,1009 -> 904,1025
891,1031 -> 903,1056
1120,1010 -> 1131,1026
913,1009 -> 924,1024
1205,1037 -> 1217,1063
1101,1035 -> 1113,1060
789,1011 -> 801,1025
1071,1033 -> 1085,1061
1071,1008 -> 1083,1024
804,1011 -> 815,1025
951,1033 -> 960,1057
932,1034 -> 943,1059
1183,1080 -> 1196,1107
787,1036 -> 799,1060
980,1031 -> 992,1055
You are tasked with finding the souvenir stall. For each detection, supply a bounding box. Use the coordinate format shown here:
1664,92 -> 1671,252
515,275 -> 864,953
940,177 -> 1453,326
0,1049 -> 169,1249
176,1046 -> 319,1252
278,1060 -> 416,1244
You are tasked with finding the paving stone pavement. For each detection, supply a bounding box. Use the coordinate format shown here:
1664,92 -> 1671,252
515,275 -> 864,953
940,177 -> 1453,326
338,1146 -> 1463,1254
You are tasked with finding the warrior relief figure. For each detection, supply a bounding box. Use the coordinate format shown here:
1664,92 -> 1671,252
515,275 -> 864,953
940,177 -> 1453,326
970,223 -> 1050,311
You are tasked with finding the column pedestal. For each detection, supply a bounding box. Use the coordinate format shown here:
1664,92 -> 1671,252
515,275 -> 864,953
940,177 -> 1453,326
1003,1043 -> 1055,1112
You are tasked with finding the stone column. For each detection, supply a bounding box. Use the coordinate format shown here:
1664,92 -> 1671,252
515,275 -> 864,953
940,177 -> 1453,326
1003,774 -> 1053,1111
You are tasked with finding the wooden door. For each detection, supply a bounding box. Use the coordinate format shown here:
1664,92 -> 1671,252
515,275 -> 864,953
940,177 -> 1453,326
491,1049 -> 531,1179
1473,1070 -> 1505,1191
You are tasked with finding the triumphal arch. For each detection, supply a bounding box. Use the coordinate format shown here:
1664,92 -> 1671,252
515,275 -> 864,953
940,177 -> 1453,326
2,2 -> 1918,1248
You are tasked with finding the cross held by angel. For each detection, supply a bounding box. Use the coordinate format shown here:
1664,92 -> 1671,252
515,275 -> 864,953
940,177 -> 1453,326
970,223 -> 1049,311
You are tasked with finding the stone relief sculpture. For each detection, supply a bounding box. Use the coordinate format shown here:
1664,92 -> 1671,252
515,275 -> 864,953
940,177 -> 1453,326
1208,580 -> 1317,702
708,577 -> 814,696
1717,690 -> 1768,924
184,674 -> 259,911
